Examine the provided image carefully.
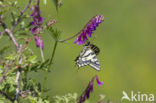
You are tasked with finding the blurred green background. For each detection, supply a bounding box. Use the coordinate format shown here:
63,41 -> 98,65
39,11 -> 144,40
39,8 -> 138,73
1,0 -> 156,102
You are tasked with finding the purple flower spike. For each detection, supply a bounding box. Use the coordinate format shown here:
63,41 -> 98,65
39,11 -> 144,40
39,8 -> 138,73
78,78 -> 94,103
30,1 -> 44,49
96,76 -> 104,86
35,36 -> 44,49
74,15 -> 104,45
30,4 -> 44,34
78,75 -> 103,103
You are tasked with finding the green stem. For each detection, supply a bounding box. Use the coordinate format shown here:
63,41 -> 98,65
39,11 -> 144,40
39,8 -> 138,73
49,41 -> 58,68
41,41 -> 58,95
57,33 -> 79,42
40,46 -> 45,62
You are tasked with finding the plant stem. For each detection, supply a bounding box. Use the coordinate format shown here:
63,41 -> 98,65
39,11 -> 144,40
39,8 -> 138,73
11,0 -> 32,32
0,90 -> 15,102
49,41 -> 58,67
40,46 -> 45,62
41,41 -> 58,95
57,33 -> 79,42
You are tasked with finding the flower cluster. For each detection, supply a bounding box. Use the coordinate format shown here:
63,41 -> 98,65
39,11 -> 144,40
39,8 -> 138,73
74,15 -> 104,45
30,4 -> 44,34
30,2 -> 44,49
78,75 -> 103,103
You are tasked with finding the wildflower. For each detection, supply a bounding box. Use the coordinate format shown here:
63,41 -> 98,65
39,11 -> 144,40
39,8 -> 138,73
35,36 -> 44,49
78,77 -> 94,103
96,76 -> 104,86
30,4 -> 44,34
30,1 -> 44,49
78,75 -> 103,103
74,15 -> 104,45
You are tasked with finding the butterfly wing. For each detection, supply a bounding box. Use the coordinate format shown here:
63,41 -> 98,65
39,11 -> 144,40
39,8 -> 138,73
76,46 -> 100,71
75,47 -> 92,68
88,55 -> 100,71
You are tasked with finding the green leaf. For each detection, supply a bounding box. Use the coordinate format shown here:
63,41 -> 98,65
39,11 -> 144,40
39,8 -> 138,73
27,55 -> 37,64
0,0 -> 4,4
47,26 -> 61,41
0,98 -> 5,103
0,46 -> 9,55
39,59 -> 49,71
11,1 -> 18,7
0,65 -> 3,74
5,54 -> 16,60
53,93 -> 78,103
0,6 -> 9,15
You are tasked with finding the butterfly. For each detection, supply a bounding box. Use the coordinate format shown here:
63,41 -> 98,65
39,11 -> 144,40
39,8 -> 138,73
75,42 -> 100,71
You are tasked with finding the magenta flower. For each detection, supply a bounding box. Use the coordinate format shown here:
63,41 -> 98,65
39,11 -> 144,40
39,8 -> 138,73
35,36 -> 44,49
78,75 -> 103,103
78,77 -> 94,103
74,15 -> 104,45
30,1 -> 44,49
96,76 -> 104,86
30,4 -> 44,34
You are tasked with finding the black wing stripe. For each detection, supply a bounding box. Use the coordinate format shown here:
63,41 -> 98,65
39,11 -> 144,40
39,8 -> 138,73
89,61 -> 100,71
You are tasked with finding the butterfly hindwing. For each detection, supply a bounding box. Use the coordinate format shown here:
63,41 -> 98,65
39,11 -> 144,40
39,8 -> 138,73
75,42 -> 100,71
88,58 -> 100,71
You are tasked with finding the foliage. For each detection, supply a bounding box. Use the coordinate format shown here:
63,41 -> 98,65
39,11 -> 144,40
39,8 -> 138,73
0,0 -> 106,103
53,93 -> 78,103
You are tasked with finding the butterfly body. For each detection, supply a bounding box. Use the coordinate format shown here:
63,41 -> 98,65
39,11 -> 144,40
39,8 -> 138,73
75,42 -> 100,71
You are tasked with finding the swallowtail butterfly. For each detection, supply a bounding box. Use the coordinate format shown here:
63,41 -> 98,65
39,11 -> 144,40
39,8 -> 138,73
75,42 -> 100,71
